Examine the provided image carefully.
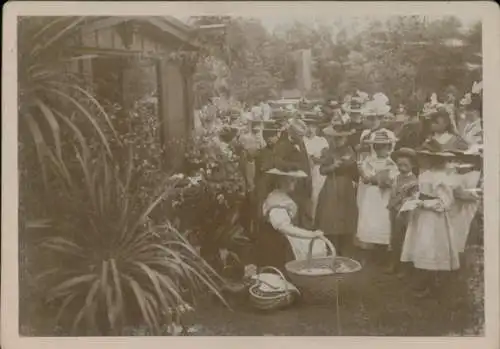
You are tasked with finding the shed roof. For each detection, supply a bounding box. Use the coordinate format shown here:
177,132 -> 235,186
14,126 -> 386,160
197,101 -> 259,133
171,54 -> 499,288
80,16 -> 199,49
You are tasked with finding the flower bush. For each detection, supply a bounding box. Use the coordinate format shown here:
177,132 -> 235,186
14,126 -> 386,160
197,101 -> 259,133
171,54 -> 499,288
166,119 -> 248,276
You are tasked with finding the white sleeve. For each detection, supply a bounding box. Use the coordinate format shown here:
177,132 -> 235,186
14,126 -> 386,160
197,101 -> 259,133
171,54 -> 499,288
268,208 -> 314,239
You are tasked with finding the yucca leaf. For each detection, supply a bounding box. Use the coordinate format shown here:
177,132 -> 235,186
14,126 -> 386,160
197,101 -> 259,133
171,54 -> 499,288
38,17 -> 86,54
75,150 -> 97,210
44,148 -> 73,188
132,262 -> 170,312
40,242 -> 86,258
34,267 -> 62,283
47,274 -> 96,301
179,261 -> 227,305
23,112 -> 49,188
49,80 -> 120,143
105,285 -> 116,331
100,260 -> 109,298
45,87 -> 112,155
55,292 -> 78,325
122,275 -> 154,331
71,304 -> 87,335
154,271 -> 185,304
109,259 -> 124,315
40,236 -> 85,255
53,109 -> 91,163
102,152 -> 113,215
25,218 -> 52,229
143,294 -> 161,335
30,17 -> 79,47
34,97 -> 63,160
84,279 -> 101,309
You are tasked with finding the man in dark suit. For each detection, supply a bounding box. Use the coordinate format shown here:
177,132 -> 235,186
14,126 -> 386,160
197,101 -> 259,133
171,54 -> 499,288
272,118 -> 314,229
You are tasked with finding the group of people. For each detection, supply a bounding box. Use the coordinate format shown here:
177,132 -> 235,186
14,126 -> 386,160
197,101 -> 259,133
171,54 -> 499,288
231,83 -> 483,299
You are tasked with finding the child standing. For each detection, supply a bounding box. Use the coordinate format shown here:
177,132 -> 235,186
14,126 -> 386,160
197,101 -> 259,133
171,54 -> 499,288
356,129 -> 399,264
400,145 -> 458,298
385,148 -> 419,276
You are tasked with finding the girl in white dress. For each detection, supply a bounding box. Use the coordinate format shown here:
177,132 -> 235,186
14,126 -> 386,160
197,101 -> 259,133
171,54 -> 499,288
400,147 -> 458,298
356,129 -> 399,263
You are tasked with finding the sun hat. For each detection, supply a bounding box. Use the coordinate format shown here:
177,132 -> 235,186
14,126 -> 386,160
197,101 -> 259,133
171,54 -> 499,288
322,123 -> 355,137
342,99 -> 365,113
362,93 -> 392,117
365,129 -> 395,144
391,147 -> 417,162
416,141 -> 455,158
266,168 -> 308,178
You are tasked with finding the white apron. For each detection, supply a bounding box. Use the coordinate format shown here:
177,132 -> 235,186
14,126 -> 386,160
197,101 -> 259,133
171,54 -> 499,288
356,156 -> 398,245
303,136 -> 329,221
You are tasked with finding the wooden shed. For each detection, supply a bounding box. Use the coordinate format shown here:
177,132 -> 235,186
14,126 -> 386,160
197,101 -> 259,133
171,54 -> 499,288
65,16 -> 200,170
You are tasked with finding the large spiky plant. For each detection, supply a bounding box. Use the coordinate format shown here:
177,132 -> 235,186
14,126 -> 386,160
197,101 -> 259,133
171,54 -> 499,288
18,16 -> 228,336
34,147 -> 228,335
18,16 -> 119,189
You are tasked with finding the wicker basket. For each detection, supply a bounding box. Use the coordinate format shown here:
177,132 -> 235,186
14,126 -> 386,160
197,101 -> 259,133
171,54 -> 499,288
285,236 -> 362,304
248,266 -> 296,311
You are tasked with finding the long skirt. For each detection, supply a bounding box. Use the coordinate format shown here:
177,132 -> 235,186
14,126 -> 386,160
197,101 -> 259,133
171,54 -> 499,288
356,185 -> 392,245
451,171 -> 481,253
310,165 -> 326,222
316,175 -> 357,238
254,221 -> 293,271
401,209 -> 459,271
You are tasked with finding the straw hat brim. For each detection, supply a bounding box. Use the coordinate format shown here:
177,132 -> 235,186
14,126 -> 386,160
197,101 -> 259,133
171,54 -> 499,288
266,168 -> 308,178
323,130 -> 355,137
344,107 -> 364,113
391,148 -> 417,161
417,150 -> 455,157
364,139 -> 394,144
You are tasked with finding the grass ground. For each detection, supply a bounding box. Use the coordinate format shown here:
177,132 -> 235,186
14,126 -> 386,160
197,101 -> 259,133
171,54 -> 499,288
189,245 -> 484,336
19,237 -> 484,337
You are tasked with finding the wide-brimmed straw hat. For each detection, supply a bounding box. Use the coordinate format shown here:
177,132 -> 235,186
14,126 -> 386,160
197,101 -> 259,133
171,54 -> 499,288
363,93 -> 392,117
342,99 -> 365,113
391,147 -> 417,162
417,141 -> 455,158
266,168 -> 308,178
449,145 -> 483,159
322,123 -> 355,137
365,129 -> 395,144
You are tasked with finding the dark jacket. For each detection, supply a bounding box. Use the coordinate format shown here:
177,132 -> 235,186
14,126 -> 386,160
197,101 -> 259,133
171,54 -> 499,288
272,134 -> 313,228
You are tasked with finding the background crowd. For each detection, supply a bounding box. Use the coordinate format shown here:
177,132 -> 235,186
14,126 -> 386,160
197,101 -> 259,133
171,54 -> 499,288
208,80 -> 484,300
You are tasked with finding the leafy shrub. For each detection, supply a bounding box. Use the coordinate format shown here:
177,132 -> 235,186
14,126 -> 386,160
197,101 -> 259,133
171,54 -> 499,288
166,126 -> 248,274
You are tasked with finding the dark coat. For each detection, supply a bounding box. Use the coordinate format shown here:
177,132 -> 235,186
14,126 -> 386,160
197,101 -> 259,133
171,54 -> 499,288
315,146 -> 359,238
272,135 -> 313,228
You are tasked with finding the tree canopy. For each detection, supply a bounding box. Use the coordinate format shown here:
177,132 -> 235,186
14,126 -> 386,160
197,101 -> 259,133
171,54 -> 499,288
191,15 -> 482,109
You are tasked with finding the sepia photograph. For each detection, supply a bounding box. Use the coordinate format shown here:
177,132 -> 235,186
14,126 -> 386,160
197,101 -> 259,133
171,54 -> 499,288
2,1 -> 499,347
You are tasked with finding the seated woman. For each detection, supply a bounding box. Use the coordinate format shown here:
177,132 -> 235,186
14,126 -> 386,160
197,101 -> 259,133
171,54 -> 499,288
253,165 -> 328,272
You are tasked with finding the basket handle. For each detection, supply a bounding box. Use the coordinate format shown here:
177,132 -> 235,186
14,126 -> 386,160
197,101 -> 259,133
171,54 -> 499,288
306,236 -> 336,267
256,266 -> 290,293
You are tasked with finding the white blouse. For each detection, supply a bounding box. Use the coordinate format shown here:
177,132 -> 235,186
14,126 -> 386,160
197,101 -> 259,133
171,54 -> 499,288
264,190 -> 327,260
